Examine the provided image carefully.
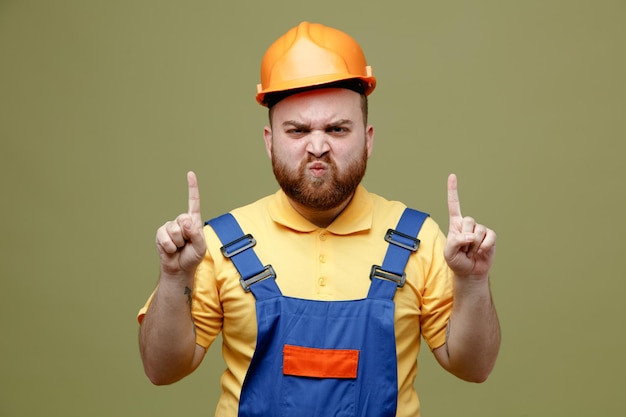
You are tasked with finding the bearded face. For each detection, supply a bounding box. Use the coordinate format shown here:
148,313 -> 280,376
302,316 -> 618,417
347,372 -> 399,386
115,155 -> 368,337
271,141 -> 368,210
264,88 -> 374,213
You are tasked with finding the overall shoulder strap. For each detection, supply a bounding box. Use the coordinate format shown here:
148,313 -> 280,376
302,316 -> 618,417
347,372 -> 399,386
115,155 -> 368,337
205,213 -> 281,300
367,208 -> 430,300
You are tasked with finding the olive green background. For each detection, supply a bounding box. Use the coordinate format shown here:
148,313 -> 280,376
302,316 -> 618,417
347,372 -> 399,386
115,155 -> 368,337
1,1 -> 624,416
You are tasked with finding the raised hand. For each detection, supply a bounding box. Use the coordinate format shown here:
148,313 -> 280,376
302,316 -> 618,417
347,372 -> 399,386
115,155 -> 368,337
155,171 -> 207,277
443,174 -> 496,279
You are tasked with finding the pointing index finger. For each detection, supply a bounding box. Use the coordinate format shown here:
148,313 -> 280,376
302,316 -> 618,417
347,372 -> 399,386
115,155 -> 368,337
187,171 -> 202,223
447,173 -> 462,220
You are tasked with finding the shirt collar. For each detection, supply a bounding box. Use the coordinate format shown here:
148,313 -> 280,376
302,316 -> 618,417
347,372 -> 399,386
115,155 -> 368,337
268,185 -> 373,234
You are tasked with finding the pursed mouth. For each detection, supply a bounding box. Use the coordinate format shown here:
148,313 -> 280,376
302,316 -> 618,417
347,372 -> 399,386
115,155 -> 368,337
308,161 -> 329,177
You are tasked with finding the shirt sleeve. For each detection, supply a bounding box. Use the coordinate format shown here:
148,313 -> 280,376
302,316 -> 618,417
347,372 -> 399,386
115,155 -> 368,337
188,230 -> 224,349
136,292 -> 154,324
418,220 -> 454,351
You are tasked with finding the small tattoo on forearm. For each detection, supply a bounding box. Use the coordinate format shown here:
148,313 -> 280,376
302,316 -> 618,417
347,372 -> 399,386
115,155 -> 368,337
185,286 -> 193,308
184,286 -> 196,335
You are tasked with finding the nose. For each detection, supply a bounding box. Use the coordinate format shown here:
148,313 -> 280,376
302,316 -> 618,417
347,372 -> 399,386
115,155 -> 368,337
306,131 -> 330,158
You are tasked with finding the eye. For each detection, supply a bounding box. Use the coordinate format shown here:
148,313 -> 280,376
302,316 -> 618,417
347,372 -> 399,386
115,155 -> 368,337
327,126 -> 349,135
286,127 -> 308,137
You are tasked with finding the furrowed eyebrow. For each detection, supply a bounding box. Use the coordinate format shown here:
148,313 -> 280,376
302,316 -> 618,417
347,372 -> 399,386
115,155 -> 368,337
328,119 -> 353,127
281,119 -> 354,129
282,120 -> 310,129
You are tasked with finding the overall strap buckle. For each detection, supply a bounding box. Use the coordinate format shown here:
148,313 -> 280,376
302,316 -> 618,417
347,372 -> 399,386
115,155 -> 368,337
370,265 -> 406,288
368,208 -> 429,298
240,265 -> 276,292
217,232 -> 275,292
220,234 -> 256,258
206,213 -> 280,296
384,228 -> 420,252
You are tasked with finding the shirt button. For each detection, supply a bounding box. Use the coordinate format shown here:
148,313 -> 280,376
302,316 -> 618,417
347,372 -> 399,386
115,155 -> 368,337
319,255 -> 326,263
319,233 -> 327,241
318,277 -> 327,286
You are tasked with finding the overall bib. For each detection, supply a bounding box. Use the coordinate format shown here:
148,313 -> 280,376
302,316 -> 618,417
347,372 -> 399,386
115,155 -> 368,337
207,208 -> 428,417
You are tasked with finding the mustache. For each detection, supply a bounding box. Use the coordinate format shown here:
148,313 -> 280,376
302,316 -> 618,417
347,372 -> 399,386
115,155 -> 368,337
305,153 -> 332,164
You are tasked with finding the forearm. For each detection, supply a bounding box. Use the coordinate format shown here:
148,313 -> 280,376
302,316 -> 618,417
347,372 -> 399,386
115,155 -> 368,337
440,275 -> 501,382
139,272 -> 198,385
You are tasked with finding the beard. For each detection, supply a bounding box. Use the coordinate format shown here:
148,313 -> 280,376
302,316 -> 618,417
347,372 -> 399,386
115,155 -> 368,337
271,146 -> 368,211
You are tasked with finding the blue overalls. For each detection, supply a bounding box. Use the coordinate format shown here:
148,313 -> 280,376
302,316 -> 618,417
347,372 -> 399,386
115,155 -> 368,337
207,208 -> 428,417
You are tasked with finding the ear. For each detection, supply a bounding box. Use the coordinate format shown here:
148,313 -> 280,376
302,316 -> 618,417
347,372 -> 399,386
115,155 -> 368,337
263,126 -> 273,160
365,124 -> 374,158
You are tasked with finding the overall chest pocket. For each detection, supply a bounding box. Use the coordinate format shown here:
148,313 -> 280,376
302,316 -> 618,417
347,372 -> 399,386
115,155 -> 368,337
281,344 -> 360,417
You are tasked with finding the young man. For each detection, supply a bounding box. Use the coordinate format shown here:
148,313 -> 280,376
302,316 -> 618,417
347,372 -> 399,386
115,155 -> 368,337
138,22 -> 500,417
